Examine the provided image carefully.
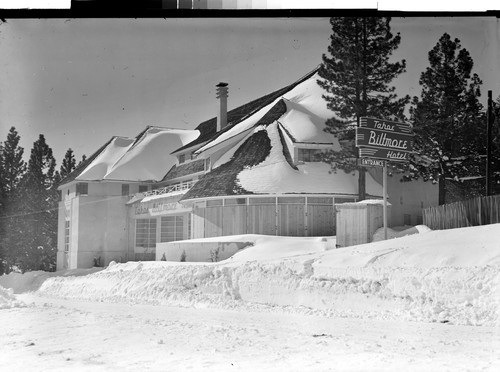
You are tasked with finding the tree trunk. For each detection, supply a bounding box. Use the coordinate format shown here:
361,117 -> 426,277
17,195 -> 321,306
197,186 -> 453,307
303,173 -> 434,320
438,176 -> 446,205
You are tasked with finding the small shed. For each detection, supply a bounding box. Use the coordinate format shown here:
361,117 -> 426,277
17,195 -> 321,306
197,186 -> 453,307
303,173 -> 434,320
336,200 -> 391,247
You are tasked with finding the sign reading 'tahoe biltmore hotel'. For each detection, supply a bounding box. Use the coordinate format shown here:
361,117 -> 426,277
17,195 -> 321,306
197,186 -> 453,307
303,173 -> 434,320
355,117 -> 414,163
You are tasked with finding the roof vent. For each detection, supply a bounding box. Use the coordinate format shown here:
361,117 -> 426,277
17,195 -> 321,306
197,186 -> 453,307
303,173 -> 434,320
216,82 -> 228,131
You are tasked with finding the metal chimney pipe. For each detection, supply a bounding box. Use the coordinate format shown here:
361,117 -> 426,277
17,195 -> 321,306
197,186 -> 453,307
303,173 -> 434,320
216,82 -> 228,131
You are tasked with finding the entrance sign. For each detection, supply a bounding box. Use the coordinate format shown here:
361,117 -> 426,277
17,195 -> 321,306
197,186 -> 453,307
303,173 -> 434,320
356,117 -> 415,242
358,158 -> 385,167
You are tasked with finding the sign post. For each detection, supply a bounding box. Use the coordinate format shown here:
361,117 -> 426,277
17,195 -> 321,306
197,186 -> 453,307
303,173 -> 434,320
356,117 -> 414,240
383,161 -> 388,240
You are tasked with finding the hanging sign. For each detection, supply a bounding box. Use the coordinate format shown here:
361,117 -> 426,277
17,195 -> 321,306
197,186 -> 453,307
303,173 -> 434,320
356,117 -> 414,162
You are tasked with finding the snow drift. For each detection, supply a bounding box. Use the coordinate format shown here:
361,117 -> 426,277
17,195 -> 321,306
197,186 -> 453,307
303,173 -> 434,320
0,285 -> 26,309
3,224 -> 500,327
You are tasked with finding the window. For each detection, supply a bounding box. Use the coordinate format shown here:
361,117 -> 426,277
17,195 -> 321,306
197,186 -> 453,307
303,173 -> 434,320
249,197 -> 276,205
76,183 -> 88,195
122,184 -> 129,196
297,148 -> 322,162
278,197 -> 305,204
308,197 -> 333,205
190,152 -> 197,160
335,198 -> 356,204
206,199 -> 223,207
205,158 -> 211,171
64,221 -> 70,252
416,215 -> 423,225
160,216 -> 184,242
224,198 -> 246,205
135,219 -> 157,248
139,185 -> 148,193
179,154 -> 185,164
404,214 -> 412,226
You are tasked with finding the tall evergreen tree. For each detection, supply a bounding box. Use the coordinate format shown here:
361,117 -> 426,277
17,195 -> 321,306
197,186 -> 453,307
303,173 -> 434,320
318,17 -> 410,200
0,127 -> 26,274
60,148 -> 76,179
410,33 -> 485,204
15,135 -> 58,272
1,127 -> 26,195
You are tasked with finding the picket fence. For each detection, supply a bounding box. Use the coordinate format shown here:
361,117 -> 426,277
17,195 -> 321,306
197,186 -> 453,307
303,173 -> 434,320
423,195 -> 500,230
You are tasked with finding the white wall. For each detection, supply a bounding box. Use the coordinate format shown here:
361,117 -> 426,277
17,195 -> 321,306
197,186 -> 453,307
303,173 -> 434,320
156,241 -> 252,262
57,181 -> 131,270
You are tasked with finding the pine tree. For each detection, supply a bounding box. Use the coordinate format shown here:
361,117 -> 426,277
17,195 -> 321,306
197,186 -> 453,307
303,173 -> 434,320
60,148 -> 76,179
0,127 -> 26,274
410,33 -> 485,204
15,135 -> 58,272
318,17 -> 410,200
1,127 -> 26,195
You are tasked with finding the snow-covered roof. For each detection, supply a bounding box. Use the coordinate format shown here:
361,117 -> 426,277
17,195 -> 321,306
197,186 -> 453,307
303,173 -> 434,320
237,123 -> 380,195
102,127 -> 199,182
60,126 -> 199,186
182,122 -> 382,201
194,70 -> 339,155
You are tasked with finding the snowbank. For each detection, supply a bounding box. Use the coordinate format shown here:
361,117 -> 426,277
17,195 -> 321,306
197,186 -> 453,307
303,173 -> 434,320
0,267 -> 102,294
9,224 -> 500,326
0,285 -> 26,309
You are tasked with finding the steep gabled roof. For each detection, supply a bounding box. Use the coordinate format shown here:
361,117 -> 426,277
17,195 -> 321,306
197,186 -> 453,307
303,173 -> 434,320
182,128 -> 272,200
181,122 -> 383,202
58,136 -> 118,187
172,67 -> 320,155
59,126 -> 199,187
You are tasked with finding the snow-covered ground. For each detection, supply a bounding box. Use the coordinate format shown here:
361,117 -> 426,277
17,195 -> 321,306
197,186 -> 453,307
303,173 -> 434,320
1,224 -> 500,371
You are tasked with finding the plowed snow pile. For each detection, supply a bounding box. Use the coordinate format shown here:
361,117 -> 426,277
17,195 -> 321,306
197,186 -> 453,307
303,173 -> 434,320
6,224 -> 500,326
0,285 -> 26,309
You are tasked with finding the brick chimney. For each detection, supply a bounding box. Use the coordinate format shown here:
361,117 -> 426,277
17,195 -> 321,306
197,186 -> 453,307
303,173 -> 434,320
216,82 -> 228,131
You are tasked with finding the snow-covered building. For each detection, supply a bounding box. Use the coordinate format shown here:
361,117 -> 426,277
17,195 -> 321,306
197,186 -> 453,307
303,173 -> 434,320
57,68 -> 438,269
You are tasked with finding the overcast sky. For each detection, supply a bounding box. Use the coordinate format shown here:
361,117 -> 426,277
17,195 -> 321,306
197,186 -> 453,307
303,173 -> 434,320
0,17 -> 498,164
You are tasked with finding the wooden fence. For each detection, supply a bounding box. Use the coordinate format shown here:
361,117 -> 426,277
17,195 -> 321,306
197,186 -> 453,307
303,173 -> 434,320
423,195 -> 500,230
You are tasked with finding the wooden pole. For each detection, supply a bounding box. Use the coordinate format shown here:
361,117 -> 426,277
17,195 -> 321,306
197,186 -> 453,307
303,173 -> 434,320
486,90 -> 493,196
383,161 -> 388,240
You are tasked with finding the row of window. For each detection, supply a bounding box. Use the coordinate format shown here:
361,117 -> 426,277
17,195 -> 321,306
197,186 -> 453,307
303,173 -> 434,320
60,183 -> 151,200
177,148 -> 324,167
178,152 -> 198,164
136,216 -> 188,248
197,196 -> 357,208
297,148 -> 323,162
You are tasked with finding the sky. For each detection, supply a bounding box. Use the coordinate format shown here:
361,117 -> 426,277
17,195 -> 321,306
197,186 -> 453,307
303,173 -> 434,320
0,17 -> 499,164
